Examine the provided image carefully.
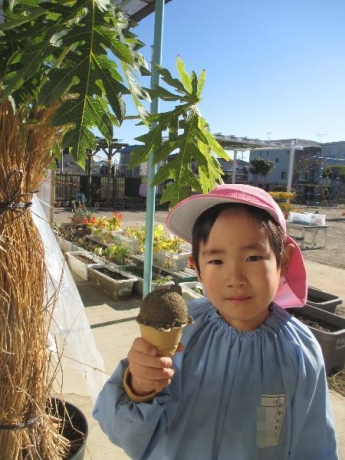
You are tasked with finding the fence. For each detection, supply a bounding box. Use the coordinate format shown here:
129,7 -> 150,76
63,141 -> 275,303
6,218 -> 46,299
54,173 -> 164,204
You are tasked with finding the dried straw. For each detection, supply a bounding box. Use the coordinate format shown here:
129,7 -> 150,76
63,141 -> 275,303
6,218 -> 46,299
0,100 -> 70,459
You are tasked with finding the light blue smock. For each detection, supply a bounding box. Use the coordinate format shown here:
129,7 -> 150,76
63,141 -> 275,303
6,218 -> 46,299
93,299 -> 338,460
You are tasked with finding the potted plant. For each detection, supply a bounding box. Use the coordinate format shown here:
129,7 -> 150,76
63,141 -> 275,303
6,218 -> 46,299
70,201 -> 93,224
101,244 -> 133,267
88,264 -> 137,300
117,225 -> 146,254
180,281 -> 205,301
153,232 -> 191,271
123,265 -> 175,296
0,1 -> 229,456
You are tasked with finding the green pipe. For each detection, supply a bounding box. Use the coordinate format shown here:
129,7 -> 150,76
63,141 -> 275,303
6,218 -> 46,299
143,0 -> 165,297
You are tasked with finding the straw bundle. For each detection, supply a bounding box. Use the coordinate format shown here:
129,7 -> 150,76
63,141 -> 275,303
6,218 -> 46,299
0,100 -> 69,458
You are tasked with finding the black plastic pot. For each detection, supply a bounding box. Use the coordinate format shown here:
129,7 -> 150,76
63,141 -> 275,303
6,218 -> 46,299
307,286 -> 343,313
49,398 -> 88,460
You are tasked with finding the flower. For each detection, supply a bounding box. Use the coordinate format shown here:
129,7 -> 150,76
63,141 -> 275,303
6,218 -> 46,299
122,224 -> 184,255
87,212 -> 123,231
268,191 -> 295,200
122,225 -> 146,252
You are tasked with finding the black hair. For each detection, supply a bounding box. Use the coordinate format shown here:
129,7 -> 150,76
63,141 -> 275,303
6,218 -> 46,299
191,203 -> 285,274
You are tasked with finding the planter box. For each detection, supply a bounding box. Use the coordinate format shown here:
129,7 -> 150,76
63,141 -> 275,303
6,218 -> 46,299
122,265 -> 175,296
88,264 -> 137,300
56,235 -> 81,254
288,304 -> 345,375
115,235 -> 140,254
91,229 -> 123,244
65,251 -> 101,280
180,281 -> 204,301
154,251 -> 191,272
307,287 -> 342,313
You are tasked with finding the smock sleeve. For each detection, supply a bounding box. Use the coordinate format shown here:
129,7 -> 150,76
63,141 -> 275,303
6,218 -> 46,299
92,358 -> 171,460
284,318 -> 338,459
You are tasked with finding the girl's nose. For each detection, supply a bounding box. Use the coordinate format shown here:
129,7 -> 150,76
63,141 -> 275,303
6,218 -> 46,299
225,264 -> 246,287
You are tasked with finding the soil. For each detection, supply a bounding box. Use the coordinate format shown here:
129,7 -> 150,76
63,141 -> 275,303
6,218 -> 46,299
74,254 -> 95,264
95,267 -> 126,280
123,265 -> 172,284
288,310 -> 340,332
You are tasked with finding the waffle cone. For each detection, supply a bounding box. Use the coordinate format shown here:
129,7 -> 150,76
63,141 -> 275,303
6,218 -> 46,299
138,323 -> 186,358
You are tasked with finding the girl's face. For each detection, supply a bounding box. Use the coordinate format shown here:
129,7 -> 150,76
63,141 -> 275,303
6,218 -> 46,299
196,209 -> 290,331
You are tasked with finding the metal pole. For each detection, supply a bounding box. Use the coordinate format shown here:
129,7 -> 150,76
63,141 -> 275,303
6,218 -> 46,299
232,150 -> 238,184
287,139 -> 296,194
143,0 -> 165,297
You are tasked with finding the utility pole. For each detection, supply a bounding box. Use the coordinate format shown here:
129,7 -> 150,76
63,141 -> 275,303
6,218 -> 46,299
317,133 -> 327,143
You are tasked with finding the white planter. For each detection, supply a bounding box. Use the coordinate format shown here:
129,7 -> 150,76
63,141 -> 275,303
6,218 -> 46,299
180,281 -> 205,301
65,251 -> 102,280
116,235 -> 140,254
154,251 -> 191,272
91,228 -> 123,244
88,264 -> 137,300
56,235 -> 81,254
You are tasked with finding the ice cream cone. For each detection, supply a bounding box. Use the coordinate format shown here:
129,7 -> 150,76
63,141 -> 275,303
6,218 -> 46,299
138,322 -> 186,358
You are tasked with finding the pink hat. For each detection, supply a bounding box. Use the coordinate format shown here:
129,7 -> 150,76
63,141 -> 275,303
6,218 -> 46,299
166,184 -> 307,308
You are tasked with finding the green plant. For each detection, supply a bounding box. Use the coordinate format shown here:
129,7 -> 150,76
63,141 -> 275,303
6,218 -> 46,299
122,266 -> 172,285
0,3 -> 229,205
71,201 -> 93,220
102,245 -> 132,266
153,275 -> 173,285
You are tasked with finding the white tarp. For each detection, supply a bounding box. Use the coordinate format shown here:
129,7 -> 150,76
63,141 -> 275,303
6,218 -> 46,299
32,193 -> 107,403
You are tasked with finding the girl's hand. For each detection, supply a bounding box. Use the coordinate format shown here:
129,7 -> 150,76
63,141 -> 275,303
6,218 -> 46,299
127,337 -> 183,395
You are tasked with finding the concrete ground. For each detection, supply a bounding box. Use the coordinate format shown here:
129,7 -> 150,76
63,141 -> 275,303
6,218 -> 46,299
62,260 -> 345,460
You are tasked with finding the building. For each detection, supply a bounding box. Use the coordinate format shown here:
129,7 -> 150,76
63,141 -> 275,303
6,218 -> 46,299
248,139 -> 320,189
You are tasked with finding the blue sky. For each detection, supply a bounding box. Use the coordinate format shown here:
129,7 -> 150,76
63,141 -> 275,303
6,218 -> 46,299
110,0 -> 345,158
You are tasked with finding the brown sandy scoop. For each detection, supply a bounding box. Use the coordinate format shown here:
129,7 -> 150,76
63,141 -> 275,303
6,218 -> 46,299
137,287 -> 193,358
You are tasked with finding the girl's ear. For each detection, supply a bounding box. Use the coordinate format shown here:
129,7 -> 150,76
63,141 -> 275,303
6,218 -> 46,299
189,255 -> 202,282
281,243 -> 294,277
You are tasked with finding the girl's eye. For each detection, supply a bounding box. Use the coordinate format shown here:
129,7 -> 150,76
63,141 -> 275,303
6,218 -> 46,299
208,259 -> 222,265
247,255 -> 262,262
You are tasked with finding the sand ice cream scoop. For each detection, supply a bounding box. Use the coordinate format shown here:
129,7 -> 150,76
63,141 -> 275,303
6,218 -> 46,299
137,288 -> 193,357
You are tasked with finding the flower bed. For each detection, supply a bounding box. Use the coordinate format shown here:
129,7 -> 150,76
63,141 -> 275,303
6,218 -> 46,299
88,264 -> 137,300
87,212 -> 122,233
154,250 -> 191,272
